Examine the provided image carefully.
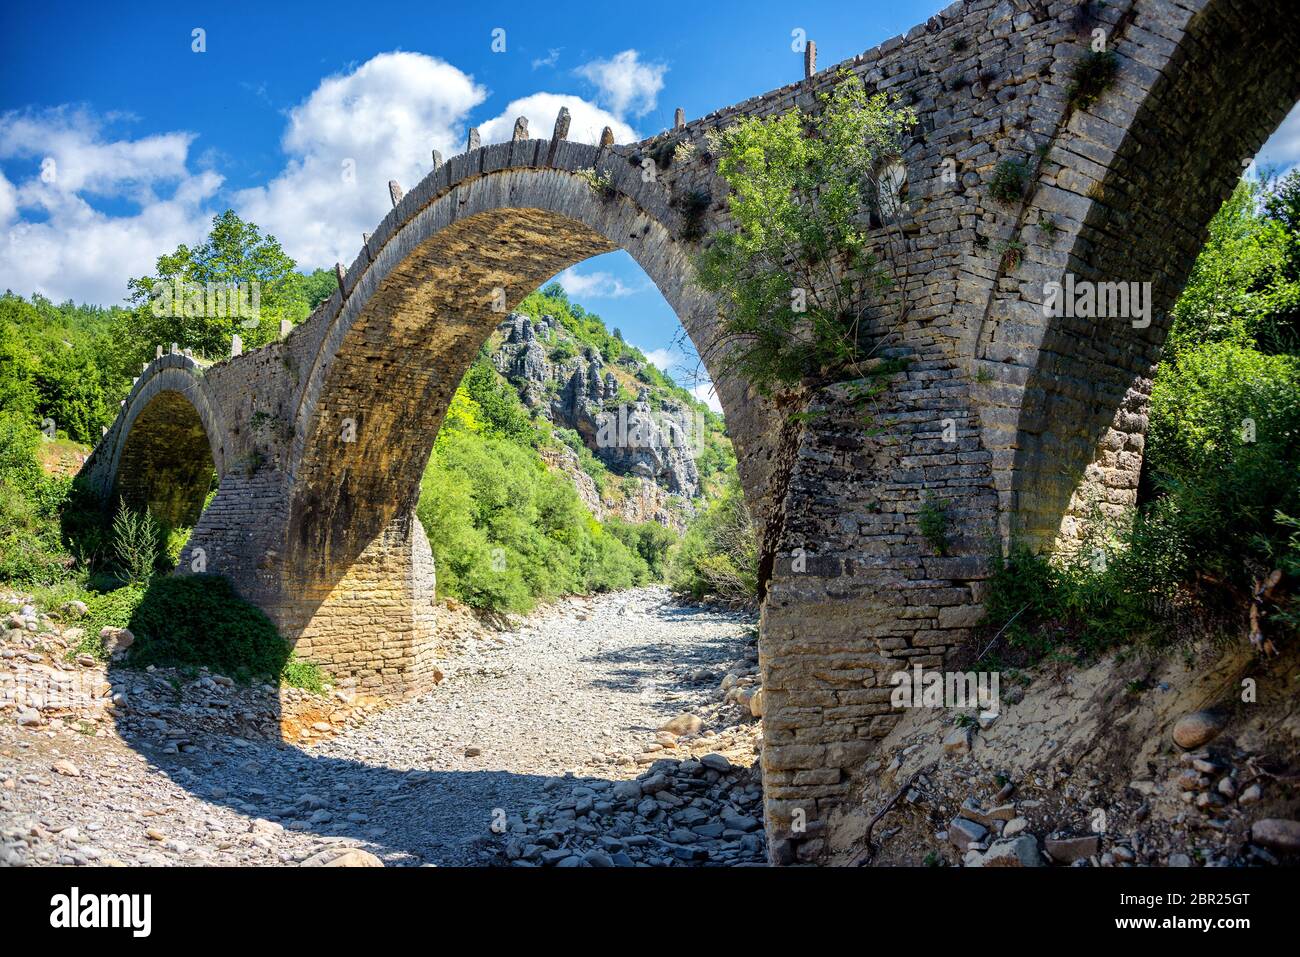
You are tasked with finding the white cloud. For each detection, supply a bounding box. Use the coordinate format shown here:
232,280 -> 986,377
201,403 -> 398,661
532,48 -> 561,70
235,52 -> 486,269
0,108 -> 219,304
643,347 -> 674,371
1256,101 -> 1300,175
690,381 -> 723,414
477,92 -> 635,147
636,340 -> 722,412
0,107 -> 194,204
0,171 -> 17,229
0,49 -> 674,305
576,50 -> 666,118
556,266 -> 639,299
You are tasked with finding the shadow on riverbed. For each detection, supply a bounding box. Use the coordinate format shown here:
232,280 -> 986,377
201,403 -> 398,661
95,603 -> 759,866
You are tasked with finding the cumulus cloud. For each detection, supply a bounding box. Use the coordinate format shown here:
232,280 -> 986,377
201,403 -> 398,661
0,107 -> 195,204
1256,101 -> 1300,175
477,92 -> 635,146
235,52 -> 486,269
576,50 -> 666,118
690,381 -> 723,414
0,108 -> 219,304
556,266 -> 640,299
0,49 -> 672,305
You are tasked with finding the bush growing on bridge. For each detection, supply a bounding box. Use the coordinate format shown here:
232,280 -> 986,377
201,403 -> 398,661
696,73 -> 917,395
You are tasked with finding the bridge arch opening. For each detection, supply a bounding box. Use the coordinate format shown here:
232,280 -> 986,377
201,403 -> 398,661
112,389 -> 219,533
269,158 -> 778,701
1008,0 -> 1300,548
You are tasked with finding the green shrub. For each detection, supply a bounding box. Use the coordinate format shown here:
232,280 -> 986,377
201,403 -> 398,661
1147,342 -> 1300,581
417,424 -> 649,613
0,412 -> 72,583
281,655 -> 328,693
124,574 -> 290,683
918,494 -> 951,556
111,503 -> 160,585
695,73 -> 917,394
606,518 -> 676,579
667,476 -> 757,604
988,158 -> 1031,204
71,584 -> 147,658
1067,49 -> 1119,109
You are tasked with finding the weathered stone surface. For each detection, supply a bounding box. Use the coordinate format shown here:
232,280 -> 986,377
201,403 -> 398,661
300,847 -> 385,867
1172,710 -> 1227,749
970,835 -> 1040,867
1250,819 -> 1300,853
1045,834 -> 1100,863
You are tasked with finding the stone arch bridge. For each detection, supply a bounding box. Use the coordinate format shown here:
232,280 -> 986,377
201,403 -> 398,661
80,0 -> 1300,862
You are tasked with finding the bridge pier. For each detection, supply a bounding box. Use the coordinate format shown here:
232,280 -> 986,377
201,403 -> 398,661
266,510 -> 442,699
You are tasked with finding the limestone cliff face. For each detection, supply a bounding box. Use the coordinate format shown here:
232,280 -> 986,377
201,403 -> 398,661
492,312 -> 704,523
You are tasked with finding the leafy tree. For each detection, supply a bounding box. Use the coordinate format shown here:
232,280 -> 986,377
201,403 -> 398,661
0,318 -> 38,419
667,475 -> 757,604
1168,176 -> 1300,359
115,210 -> 311,377
299,267 -> 338,310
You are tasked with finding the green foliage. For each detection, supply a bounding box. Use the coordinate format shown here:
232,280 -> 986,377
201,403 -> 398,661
918,494 -> 951,556
0,293 -> 129,444
281,655 -> 328,693
71,584 -> 147,659
0,412 -> 72,583
111,504 -> 160,585
667,476 -> 758,604
1147,342 -> 1300,581
115,210 -> 312,379
416,388 -> 651,613
988,158 -> 1031,204
461,358 -> 537,445
124,575 -> 290,683
298,267 -> 339,311
1167,176 -> 1300,359
977,531 -> 1173,667
606,518 -> 676,579
696,74 -> 917,394
1067,50 -> 1120,109
979,173 -> 1300,665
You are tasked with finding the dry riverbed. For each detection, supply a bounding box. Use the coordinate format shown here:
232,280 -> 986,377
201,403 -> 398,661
0,585 -> 766,866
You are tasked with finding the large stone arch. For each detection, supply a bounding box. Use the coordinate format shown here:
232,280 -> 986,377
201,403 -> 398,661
82,355 -> 226,529
260,140 -> 780,689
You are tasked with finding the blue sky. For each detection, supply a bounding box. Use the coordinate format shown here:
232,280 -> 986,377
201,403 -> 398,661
2,0 -> 1298,408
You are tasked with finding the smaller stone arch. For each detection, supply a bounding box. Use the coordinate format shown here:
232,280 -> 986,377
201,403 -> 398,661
86,355 -> 226,530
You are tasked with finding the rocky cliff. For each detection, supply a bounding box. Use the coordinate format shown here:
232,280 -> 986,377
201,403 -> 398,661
490,309 -> 715,528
